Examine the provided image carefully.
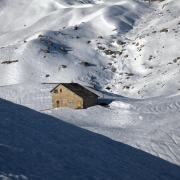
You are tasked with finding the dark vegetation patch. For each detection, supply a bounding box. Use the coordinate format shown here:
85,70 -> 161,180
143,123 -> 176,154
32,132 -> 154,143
103,49 -> 123,56
1,60 -> 19,64
173,57 -> 180,63
98,36 -> 103,39
74,25 -> 79,30
111,67 -> 117,73
148,55 -> 156,61
125,73 -> 134,76
160,28 -> 169,33
58,65 -> 67,71
80,61 -> 96,67
123,85 -> 130,90
45,74 -> 50,78
116,40 -> 126,45
105,86 -> 111,90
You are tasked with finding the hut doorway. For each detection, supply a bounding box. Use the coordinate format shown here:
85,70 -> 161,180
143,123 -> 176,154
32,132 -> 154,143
56,100 -> 60,107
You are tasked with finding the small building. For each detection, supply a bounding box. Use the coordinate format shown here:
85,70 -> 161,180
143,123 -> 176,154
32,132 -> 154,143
50,83 -> 99,109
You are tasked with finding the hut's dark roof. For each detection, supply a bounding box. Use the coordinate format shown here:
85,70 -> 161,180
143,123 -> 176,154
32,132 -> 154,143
50,83 -> 99,99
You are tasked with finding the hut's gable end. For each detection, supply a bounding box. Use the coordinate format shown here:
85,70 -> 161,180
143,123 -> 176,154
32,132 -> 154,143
51,85 -> 83,109
51,84 -> 82,99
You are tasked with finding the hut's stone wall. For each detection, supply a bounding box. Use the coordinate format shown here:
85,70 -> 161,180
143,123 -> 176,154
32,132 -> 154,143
51,85 -> 83,109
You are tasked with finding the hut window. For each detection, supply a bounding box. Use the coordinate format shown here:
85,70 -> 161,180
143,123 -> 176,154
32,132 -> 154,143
60,89 -> 62,92
54,89 -> 58,94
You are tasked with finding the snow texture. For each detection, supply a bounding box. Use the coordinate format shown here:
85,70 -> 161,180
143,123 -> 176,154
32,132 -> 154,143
0,0 -> 180,179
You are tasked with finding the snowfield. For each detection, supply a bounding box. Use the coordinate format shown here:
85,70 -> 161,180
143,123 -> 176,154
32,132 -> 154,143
1,98 -> 180,180
49,94 -> 180,165
0,0 -> 180,179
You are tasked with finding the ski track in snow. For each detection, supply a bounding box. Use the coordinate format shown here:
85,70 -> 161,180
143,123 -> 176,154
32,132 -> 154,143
133,100 -> 180,113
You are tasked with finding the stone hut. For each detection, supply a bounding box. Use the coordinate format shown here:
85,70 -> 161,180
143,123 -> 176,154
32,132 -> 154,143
50,83 -> 99,109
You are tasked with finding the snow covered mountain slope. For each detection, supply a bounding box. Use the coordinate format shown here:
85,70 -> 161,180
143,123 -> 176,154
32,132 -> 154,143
0,0 -> 179,97
0,0 -> 149,88
0,0 -> 180,179
49,93 -> 180,166
108,0 -> 180,98
0,98 -> 180,180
